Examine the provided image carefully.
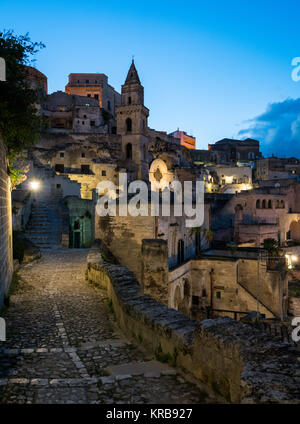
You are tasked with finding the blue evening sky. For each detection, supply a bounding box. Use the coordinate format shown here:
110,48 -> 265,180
1,0 -> 300,152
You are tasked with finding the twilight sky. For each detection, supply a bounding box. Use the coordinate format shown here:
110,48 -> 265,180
1,0 -> 300,156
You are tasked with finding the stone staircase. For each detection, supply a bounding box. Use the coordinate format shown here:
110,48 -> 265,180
24,201 -> 62,249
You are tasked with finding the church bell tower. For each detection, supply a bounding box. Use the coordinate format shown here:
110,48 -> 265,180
116,60 -> 149,180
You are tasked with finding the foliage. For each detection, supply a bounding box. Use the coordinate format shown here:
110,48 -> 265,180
189,225 -> 213,252
0,30 -> 45,186
263,238 -> 280,257
227,242 -> 237,256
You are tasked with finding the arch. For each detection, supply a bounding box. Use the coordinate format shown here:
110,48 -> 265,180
268,199 -> 272,209
126,143 -> 132,159
248,152 -> 255,160
290,221 -> 300,241
174,285 -> 182,310
183,279 -> 190,298
126,117 -> 132,132
177,239 -> 185,265
262,199 -> 266,209
256,199 -> 261,209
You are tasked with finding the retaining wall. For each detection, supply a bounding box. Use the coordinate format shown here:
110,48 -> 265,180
87,243 -> 300,403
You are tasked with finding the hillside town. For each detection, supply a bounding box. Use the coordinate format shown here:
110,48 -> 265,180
1,59 -> 300,404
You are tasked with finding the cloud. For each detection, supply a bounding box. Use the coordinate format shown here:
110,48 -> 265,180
238,98 -> 300,157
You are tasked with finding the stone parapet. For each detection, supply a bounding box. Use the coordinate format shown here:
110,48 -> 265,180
87,243 -> 300,403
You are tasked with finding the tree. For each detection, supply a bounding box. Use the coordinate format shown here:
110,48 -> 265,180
263,238 -> 280,257
0,30 -> 45,187
190,225 -> 213,255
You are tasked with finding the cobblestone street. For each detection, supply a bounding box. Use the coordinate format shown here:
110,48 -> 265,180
0,249 -> 211,404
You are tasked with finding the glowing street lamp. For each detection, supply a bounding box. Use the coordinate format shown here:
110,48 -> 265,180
29,180 -> 40,191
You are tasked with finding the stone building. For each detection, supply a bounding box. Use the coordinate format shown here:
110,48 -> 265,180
169,130 -> 196,150
208,138 -> 261,165
254,156 -> 300,181
65,73 -> 121,115
0,137 -> 13,308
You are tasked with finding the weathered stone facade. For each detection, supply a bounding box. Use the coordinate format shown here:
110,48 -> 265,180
0,138 -> 13,308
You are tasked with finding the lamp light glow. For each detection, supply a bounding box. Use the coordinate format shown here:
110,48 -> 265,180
29,180 -> 40,191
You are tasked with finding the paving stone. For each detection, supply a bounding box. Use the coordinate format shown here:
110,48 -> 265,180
0,249 -> 211,404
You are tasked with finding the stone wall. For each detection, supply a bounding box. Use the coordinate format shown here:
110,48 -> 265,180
87,244 -> 300,403
95,214 -> 156,282
141,239 -> 169,304
0,138 -> 13,308
168,257 -> 280,320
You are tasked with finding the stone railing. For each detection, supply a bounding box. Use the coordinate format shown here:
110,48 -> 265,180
87,243 -> 300,403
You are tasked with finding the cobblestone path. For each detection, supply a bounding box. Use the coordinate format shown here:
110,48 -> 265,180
0,249 -> 212,404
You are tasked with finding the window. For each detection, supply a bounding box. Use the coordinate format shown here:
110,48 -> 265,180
55,164 -> 64,173
262,199 -> 266,209
143,144 -> 146,160
286,231 -> 291,240
128,96 -> 131,105
56,184 -> 61,189
81,165 -> 90,174
233,178 -> 237,184
202,288 -> 207,297
177,239 -> 185,265
126,117 -> 132,132
87,94 -> 91,98
90,121 -> 95,127
112,126 -> 117,134
222,179 -> 225,185
60,152 -> 64,158
102,170 -> 106,176
256,199 -> 261,209
82,121 -> 85,125
94,94 -> 99,100
268,200 -> 272,209
81,153 -> 85,158
107,100 -> 111,111
84,115 -> 87,119
85,79 -> 89,83
192,296 -> 199,306
126,143 -> 132,159
216,291 -> 221,299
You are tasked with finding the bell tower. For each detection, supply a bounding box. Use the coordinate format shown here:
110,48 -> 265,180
116,60 -> 149,180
